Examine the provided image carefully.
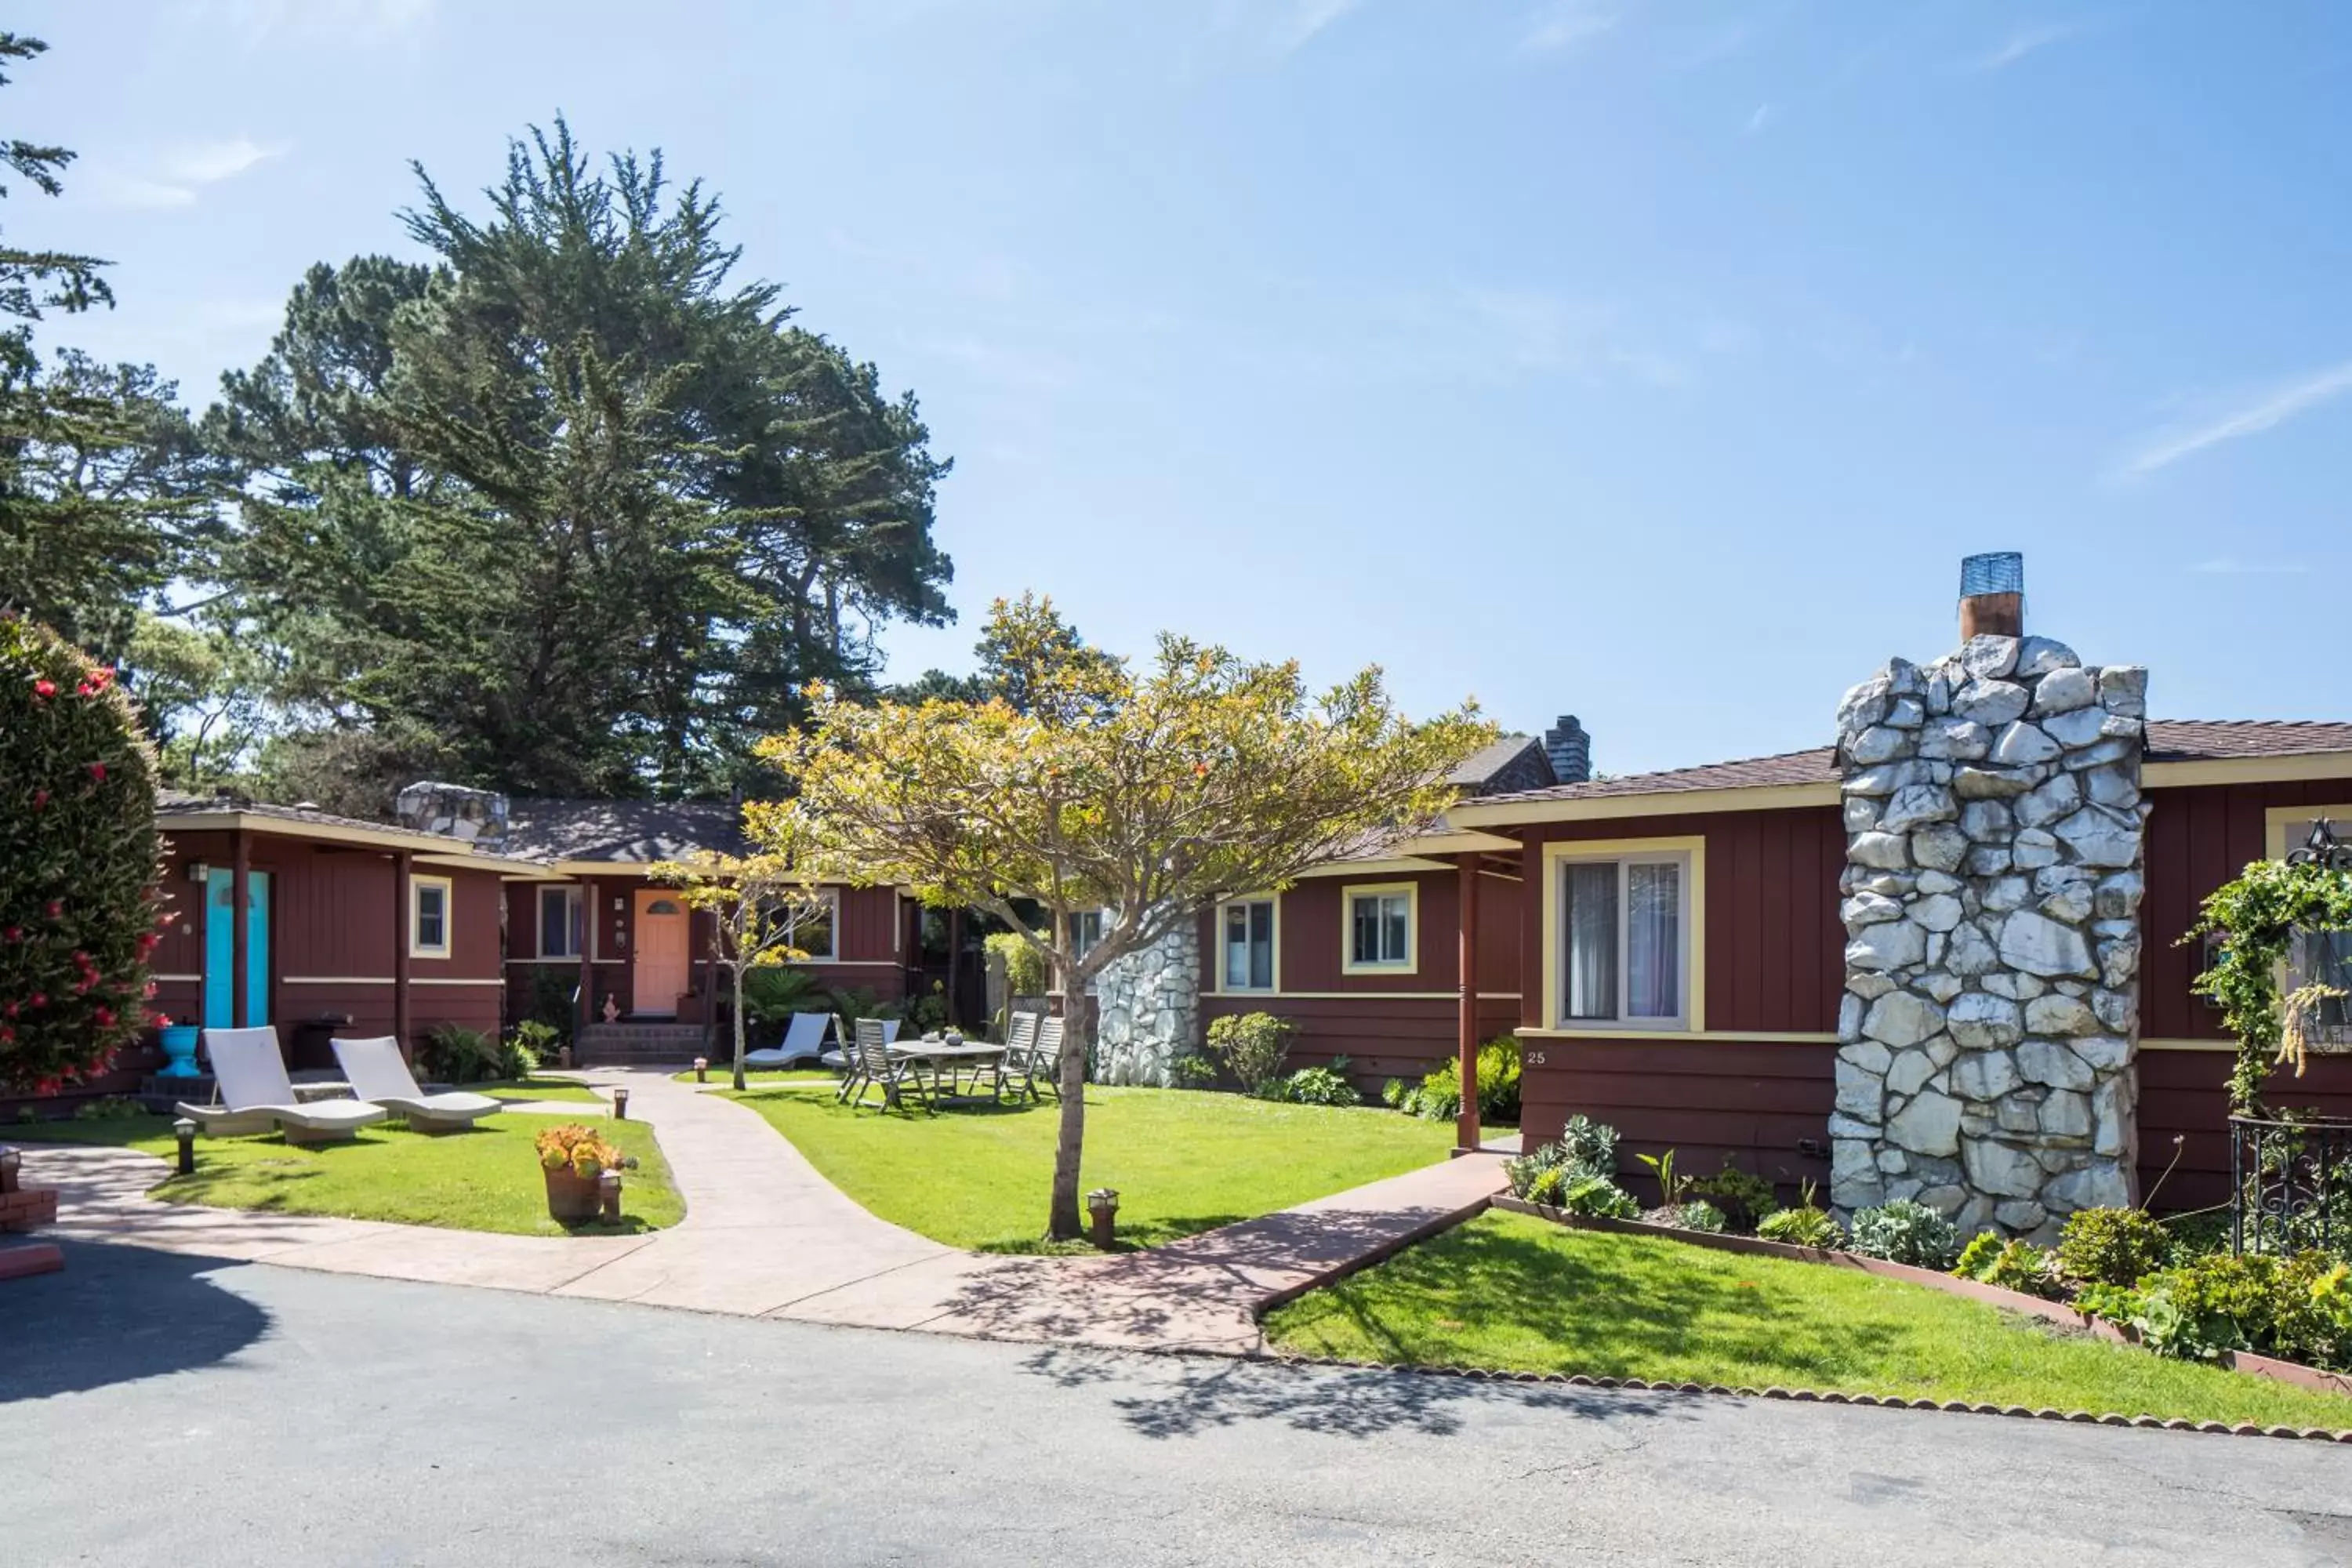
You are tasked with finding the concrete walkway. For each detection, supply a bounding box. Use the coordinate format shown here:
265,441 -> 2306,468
19,1066 -> 1505,1355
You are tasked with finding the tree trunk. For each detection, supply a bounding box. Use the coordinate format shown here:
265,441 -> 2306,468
1047,1009 -> 1088,1240
731,962 -> 747,1092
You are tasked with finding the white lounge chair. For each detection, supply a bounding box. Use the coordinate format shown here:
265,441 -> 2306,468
744,1011 -> 830,1069
331,1035 -> 503,1134
178,1027 -> 389,1146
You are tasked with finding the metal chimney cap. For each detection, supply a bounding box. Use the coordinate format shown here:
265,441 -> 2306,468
1959,551 -> 2024,598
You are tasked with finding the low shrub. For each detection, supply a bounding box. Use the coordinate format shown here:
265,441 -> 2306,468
2159,1210 -> 2231,1265
71,1094 -> 147,1120
1689,1159 -> 1779,1234
1276,1059 -> 1361,1107
2056,1206 -> 2170,1287
1206,1011 -> 1296,1098
1555,1173 -> 1640,1220
1675,1200 -> 1727,1234
2122,1251 -> 2351,1369
416,1025 -> 499,1084
984,931 -> 1048,1000
1170,1054 -> 1218,1090
1756,1204 -> 1847,1250
1848,1200 -> 1962,1270
1395,1036 -> 1522,1121
742,967 -> 832,1032
1381,1077 -> 1411,1109
1504,1113 -> 1620,1198
1953,1232 -> 2065,1299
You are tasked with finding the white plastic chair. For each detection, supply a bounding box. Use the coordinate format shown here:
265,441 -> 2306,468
179,1027 -> 389,1145
332,1036 -> 503,1134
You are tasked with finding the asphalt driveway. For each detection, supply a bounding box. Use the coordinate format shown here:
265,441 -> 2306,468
5,1242 -> 2350,1566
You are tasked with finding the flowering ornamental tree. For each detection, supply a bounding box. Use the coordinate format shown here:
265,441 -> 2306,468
753,594 -> 1494,1240
0,614 -> 165,1094
653,845 -> 833,1093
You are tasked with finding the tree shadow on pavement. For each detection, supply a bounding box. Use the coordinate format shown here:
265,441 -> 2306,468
1,1242 -> 269,1403
1017,1345 -> 1680,1441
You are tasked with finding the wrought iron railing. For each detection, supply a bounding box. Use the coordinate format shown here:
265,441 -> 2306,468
2230,1112 -> 2352,1256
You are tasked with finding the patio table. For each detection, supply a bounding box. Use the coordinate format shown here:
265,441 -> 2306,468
893,1040 -> 1009,1105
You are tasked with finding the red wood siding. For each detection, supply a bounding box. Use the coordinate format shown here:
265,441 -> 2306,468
510,877 -> 911,1022
1519,1037 -> 1836,1203
2138,1049 -> 2352,1211
2140,779 -> 2352,1042
1512,806 -> 1845,1035
1198,994 -> 1522,1086
1187,866 -> 1523,1083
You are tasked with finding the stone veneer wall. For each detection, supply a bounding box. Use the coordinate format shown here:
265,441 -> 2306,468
1831,633 -> 2149,1241
1093,920 -> 1201,1087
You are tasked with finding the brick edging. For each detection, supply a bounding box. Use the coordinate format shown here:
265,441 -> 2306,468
1489,1194 -> 2352,1406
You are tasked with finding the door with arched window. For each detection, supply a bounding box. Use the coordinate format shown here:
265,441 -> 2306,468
632,889 -> 691,1018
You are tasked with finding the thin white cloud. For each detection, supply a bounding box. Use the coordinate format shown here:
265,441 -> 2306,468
2193,557 -> 2310,576
2117,358 -> 2352,477
1519,1 -> 1616,57
88,174 -> 200,211
163,137 -> 283,185
1457,285 -> 1691,386
1973,24 -> 2074,71
91,136 -> 286,211
1743,103 -> 1776,136
1276,0 -> 1364,55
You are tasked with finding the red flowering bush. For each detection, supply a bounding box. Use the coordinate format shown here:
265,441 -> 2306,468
1,615 -> 164,1094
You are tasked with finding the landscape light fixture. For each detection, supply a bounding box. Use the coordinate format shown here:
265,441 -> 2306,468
612,1086 -> 630,1120
693,1057 -> 708,1083
173,1118 -> 198,1175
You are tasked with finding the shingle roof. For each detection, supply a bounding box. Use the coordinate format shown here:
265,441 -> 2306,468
154,790 -> 458,846
2143,719 -> 2352,763
500,798 -> 746,863
1468,719 -> 2352,808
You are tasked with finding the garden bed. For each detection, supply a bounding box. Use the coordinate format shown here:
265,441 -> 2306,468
1491,1194 -> 2352,1400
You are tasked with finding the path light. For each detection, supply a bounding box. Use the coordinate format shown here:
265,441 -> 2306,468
172,1118 -> 197,1176
597,1169 -> 622,1224
1087,1187 -> 1120,1250
693,1057 -> 708,1083
612,1086 -> 630,1120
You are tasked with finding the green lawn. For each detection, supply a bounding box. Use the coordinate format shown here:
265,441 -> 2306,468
5,1110 -> 681,1236
475,1077 -> 608,1103
1264,1210 -> 2352,1429
728,1086 -> 1456,1252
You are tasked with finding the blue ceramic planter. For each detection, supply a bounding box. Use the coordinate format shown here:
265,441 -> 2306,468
158,1024 -> 201,1078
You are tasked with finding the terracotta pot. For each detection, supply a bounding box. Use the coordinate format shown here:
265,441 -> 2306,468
543,1166 -> 605,1224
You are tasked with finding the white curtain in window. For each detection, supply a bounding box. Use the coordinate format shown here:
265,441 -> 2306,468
1563,862 -> 1617,1019
1627,862 -> 1681,1019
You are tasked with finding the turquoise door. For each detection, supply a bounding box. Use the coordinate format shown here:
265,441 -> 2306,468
202,868 -> 271,1029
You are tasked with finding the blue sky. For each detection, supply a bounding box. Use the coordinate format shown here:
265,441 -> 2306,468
13,0 -> 2351,775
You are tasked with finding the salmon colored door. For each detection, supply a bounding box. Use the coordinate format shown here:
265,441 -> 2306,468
632,891 -> 691,1018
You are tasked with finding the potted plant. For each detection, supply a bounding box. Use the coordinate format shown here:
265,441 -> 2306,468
154,1014 -> 201,1080
535,1123 -> 625,1224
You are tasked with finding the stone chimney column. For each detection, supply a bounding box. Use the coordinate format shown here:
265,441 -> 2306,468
1831,611 -> 2148,1240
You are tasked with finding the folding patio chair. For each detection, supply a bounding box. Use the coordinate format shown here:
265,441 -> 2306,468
1000,1014 -> 1064,1104
843,1018 -> 932,1113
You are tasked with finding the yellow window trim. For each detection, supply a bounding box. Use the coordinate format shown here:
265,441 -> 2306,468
409,873 -> 454,960
1213,892 -> 1281,993
2265,803 -> 2352,862
1538,835 -> 1707,1033
1339,880 -> 1420,976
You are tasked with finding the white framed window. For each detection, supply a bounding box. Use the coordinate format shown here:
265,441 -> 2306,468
1069,909 -> 1105,960
1554,849 -> 1692,1030
788,888 -> 839,962
411,875 -> 454,959
2271,810 -> 2352,1037
538,885 -> 584,960
1342,882 -> 1417,974
1219,897 -> 1277,992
